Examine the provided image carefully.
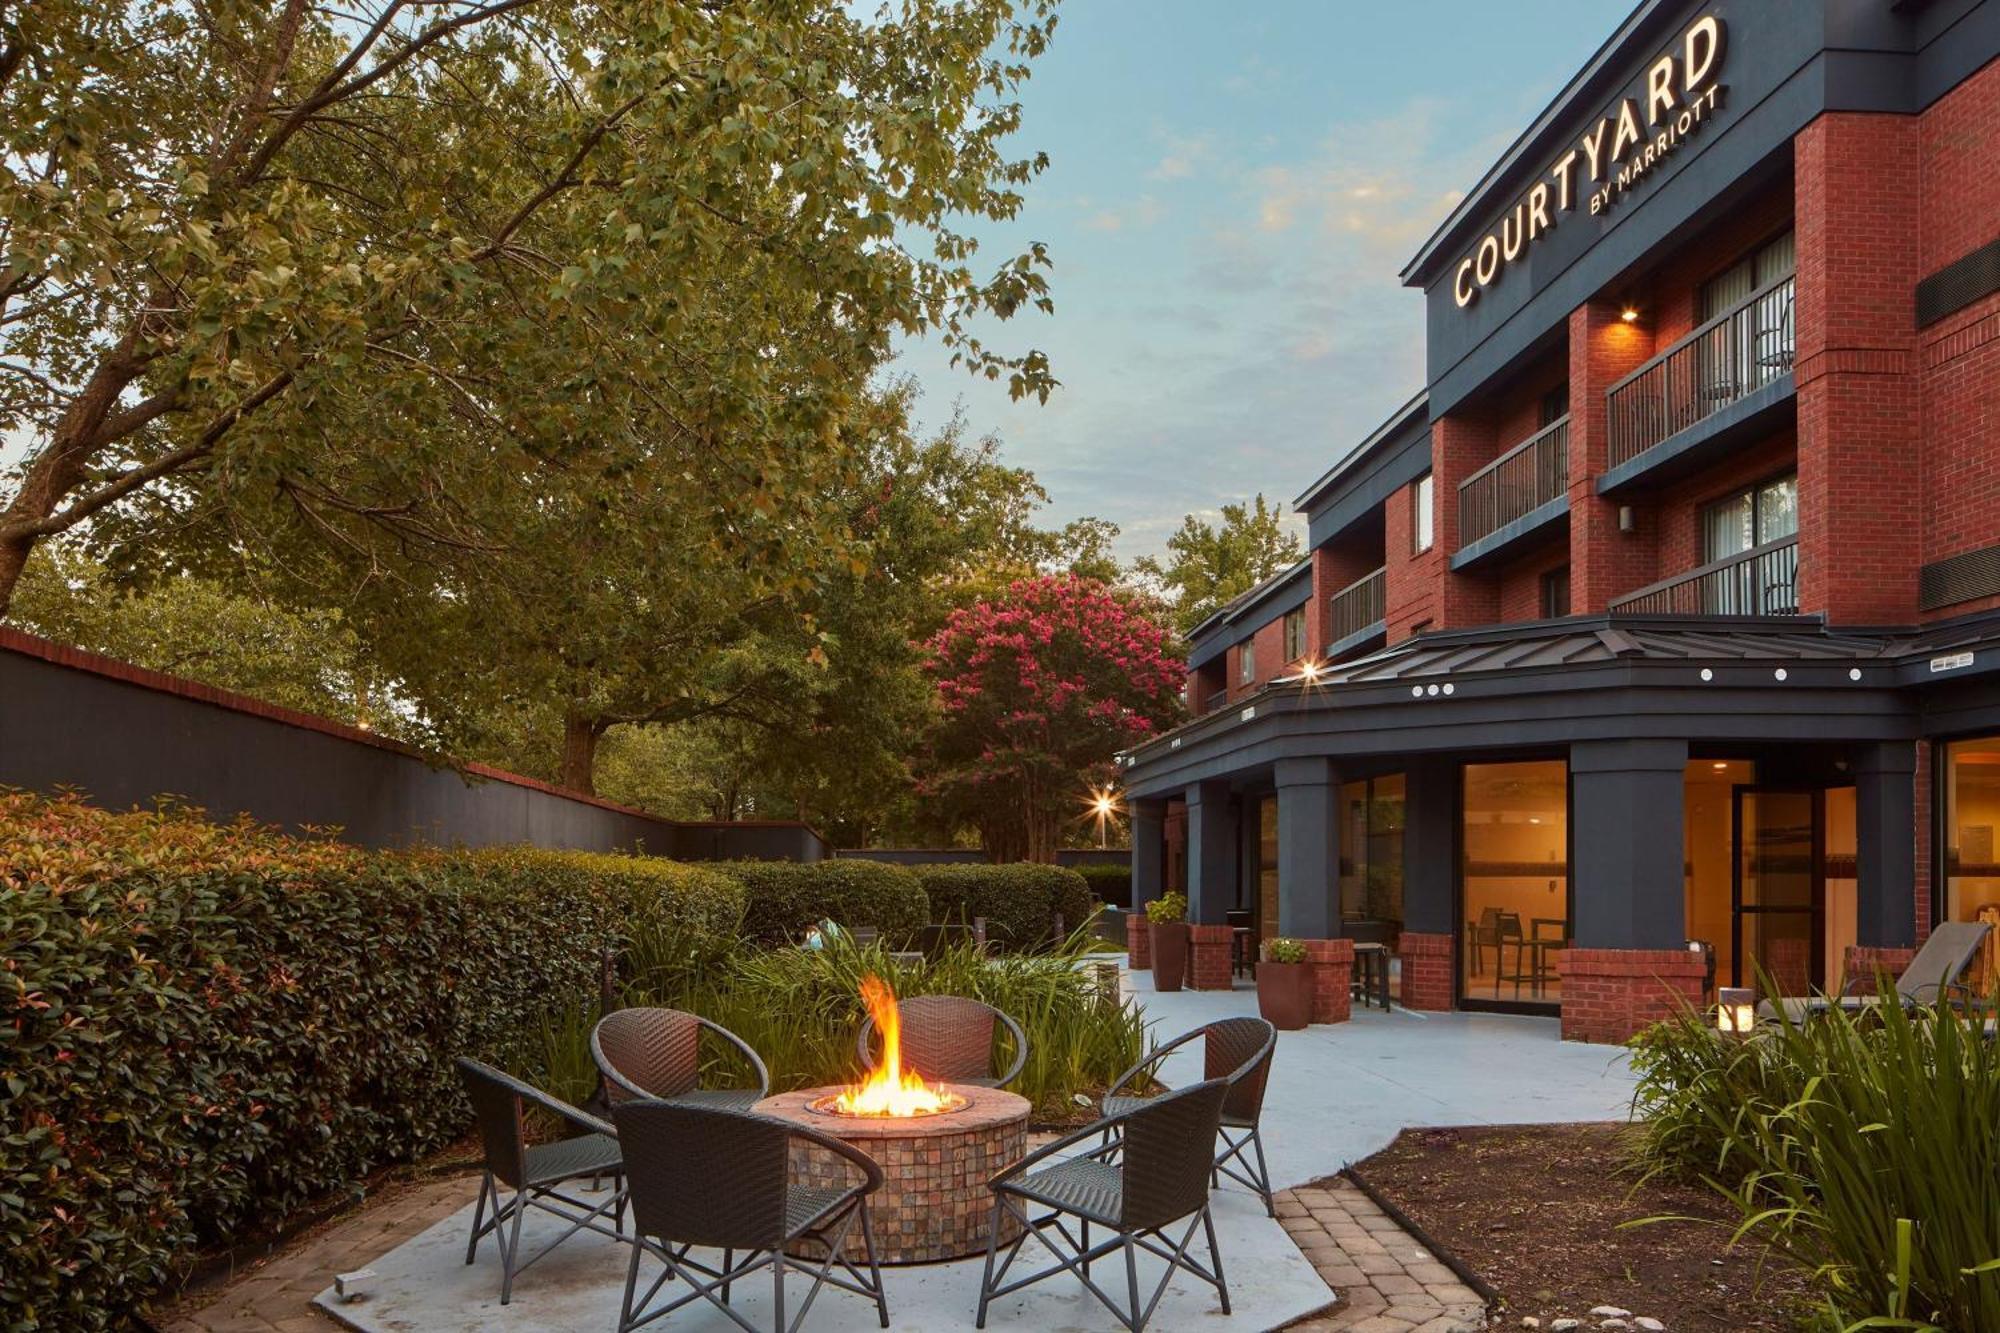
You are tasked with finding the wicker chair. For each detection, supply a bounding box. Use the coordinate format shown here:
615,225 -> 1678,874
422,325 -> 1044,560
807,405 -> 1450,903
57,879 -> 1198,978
592,1007 -> 771,1110
455,1058 -> 627,1305
1101,1016 -> 1277,1216
975,1079 -> 1232,1333
854,995 -> 1027,1089
611,1100 -> 889,1333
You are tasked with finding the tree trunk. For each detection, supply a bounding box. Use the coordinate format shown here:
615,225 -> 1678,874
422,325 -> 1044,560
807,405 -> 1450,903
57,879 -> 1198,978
0,337 -> 146,617
560,709 -> 602,795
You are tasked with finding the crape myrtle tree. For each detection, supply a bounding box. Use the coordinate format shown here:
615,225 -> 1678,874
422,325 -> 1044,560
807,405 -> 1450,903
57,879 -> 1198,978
0,0 -> 1061,657
920,573 -> 1181,862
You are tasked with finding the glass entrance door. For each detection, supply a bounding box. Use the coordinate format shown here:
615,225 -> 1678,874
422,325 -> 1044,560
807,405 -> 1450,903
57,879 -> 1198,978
1732,787 -> 1823,994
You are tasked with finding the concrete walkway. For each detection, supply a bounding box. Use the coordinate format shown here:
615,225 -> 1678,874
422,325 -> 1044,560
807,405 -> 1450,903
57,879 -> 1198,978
173,966 -> 1639,1332
1127,972 -> 1638,1189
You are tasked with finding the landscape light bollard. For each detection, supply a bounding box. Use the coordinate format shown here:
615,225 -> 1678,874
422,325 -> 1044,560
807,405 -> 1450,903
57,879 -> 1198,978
1716,986 -> 1755,1035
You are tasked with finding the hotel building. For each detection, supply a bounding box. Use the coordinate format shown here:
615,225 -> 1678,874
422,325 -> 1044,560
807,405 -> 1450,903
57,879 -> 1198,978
1119,0 -> 2000,1041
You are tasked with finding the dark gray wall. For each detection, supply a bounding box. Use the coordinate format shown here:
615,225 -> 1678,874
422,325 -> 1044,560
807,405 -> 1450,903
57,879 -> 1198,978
1415,0 -> 2000,415
0,638 -> 825,860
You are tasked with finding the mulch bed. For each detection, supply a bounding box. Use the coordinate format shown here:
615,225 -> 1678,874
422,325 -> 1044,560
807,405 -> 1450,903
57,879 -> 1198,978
1353,1123 -> 1815,1331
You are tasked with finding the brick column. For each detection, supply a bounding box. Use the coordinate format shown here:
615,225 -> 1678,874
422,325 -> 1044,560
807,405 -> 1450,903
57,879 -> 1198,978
1189,924 -> 1236,991
1301,938 -> 1356,1024
1276,758 -> 1340,938
1854,741 -> 1918,951
1431,413 -> 1500,627
1126,912 -> 1152,970
1186,781 -> 1236,926
1843,944 -> 1919,996
1558,948 -> 1706,1044
1398,932 -> 1455,1011
1794,113 -> 1921,623
1567,301 -> 1658,612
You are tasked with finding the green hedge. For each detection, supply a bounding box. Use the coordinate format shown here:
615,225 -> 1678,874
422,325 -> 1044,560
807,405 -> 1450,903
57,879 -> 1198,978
0,793 -> 741,1332
714,859 -> 931,944
914,863 -> 1098,951
1070,862 -> 1131,908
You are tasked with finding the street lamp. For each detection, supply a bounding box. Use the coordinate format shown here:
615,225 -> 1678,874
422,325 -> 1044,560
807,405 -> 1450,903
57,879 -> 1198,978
1088,788 -> 1119,849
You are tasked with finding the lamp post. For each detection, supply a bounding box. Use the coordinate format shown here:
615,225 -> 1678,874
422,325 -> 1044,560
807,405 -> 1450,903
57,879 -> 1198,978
1089,788 -> 1119,849
1716,985 -> 1755,1036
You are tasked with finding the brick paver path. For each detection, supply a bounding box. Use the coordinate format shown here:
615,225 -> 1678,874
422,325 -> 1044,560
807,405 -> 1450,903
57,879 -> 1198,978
1278,1178 -> 1487,1333
163,1175 -> 480,1333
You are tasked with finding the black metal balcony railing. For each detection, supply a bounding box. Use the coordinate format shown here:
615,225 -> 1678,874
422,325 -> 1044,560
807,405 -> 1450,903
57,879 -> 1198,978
1458,415 -> 1569,549
1608,536 -> 1800,616
1328,566 -> 1386,647
1606,275 -> 1795,469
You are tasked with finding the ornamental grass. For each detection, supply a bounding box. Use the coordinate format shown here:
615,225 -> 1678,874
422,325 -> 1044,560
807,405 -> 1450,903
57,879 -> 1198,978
1629,993 -> 2000,1331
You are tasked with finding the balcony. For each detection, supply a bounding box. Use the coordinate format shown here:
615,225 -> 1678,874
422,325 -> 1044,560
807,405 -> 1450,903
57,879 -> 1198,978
1608,537 -> 1799,616
1324,566 -> 1386,660
1602,276 -> 1795,488
1452,415 -> 1569,568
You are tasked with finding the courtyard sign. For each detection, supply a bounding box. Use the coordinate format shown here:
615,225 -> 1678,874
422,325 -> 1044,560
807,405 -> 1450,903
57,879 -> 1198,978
1453,14 -> 1728,309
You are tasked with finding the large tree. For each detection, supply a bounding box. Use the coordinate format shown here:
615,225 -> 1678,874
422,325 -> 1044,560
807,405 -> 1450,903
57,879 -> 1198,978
0,0 -> 1060,625
1134,493 -> 1302,636
918,573 -> 1180,861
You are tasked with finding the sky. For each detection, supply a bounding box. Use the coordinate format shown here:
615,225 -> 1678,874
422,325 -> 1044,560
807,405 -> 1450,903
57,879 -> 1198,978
891,0 -> 1621,560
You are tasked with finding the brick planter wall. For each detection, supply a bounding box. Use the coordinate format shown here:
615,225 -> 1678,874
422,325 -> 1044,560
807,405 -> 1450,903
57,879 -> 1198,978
1302,938 -> 1356,1024
1126,912 -> 1152,969
1398,931 -> 1455,1011
1844,944 -> 1918,995
1189,923 -> 1235,991
1557,948 -> 1707,1044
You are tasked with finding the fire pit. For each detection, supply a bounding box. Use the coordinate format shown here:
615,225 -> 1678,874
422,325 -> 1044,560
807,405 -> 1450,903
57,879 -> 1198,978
752,975 -> 1030,1263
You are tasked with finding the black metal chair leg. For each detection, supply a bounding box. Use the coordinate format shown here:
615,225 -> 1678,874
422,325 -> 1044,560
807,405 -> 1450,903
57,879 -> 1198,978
1124,1235 -> 1143,1333
976,1196 -> 1005,1329
860,1200 -> 889,1329
1203,1205 -> 1230,1315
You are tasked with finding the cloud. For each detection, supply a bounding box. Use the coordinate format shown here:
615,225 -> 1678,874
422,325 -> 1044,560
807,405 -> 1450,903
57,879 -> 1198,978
1081,195 -> 1163,233
1148,133 -> 1213,182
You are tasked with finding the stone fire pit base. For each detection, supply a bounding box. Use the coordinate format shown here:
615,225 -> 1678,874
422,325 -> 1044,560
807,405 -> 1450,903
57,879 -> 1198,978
752,1083 -> 1029,1264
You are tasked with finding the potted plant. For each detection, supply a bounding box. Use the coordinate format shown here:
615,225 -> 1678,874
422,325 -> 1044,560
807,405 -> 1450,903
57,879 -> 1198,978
1257,937 -> 1313,1030
1146,892 -> 1190,992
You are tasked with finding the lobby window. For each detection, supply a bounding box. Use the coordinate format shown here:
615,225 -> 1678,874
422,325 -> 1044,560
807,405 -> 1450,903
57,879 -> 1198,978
1944,738 -> 2000,995
1461,760 -> 1569,1008
1282,607 -> 1307,662
1411,473 -> 1435,554
1238,638 -> 1256,685
1540,566 -> 1571,619
1339,775 -> 1406,933
1700,473 -> 1798,614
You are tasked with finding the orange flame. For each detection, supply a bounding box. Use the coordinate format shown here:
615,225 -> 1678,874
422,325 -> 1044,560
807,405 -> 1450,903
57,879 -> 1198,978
832,974 -> 963,1117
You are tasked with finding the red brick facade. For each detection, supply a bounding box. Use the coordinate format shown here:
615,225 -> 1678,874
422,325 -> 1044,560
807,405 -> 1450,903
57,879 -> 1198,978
1126,912 -> 1152,969
1557,948 -> 1708,1045
1189,923 -> 1236,991
1300,937 -> 1356,1024
1397,932 -> 1455,1011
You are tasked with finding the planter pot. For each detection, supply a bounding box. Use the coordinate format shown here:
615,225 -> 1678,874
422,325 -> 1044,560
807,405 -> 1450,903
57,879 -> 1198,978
1149,921 -> 1190,992
1257,961 -> 1313,1030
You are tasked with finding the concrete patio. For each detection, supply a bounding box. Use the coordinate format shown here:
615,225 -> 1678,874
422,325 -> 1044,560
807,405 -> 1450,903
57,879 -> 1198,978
306,967 -> 1638,1333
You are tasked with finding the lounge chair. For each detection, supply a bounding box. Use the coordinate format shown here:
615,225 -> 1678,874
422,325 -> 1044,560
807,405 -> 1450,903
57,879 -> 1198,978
1100,1016 -> 1278,1216
975,1079 -> 1232,1333
1757,920 -> 1992,1023
455,1058 -> 626,1305
855,995 -> 1028,1089
592,1007 -> 770,1110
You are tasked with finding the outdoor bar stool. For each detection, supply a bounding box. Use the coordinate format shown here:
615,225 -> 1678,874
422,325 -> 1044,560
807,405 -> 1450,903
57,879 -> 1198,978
592,1006 -> 771,1110
855,994 -> 1028,1089
975,1079 -> 1232,1333
1099,1016 -> 1277,1216
455,1058 -> 627,1305
611,1099 -> 890,1333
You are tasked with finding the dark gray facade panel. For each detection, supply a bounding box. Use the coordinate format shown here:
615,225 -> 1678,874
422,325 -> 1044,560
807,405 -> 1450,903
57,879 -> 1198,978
1447,498 -> 1568,572
1186,781 -> 1236,925
1275,757 -> 1340,937
1402,760 -> 1458,937
1303,417 -> 1434,548
0,649 -> 824,860
1569,738 -> 1690,949
1853,741 -> 1919,949
1131,800 -> 1166,911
